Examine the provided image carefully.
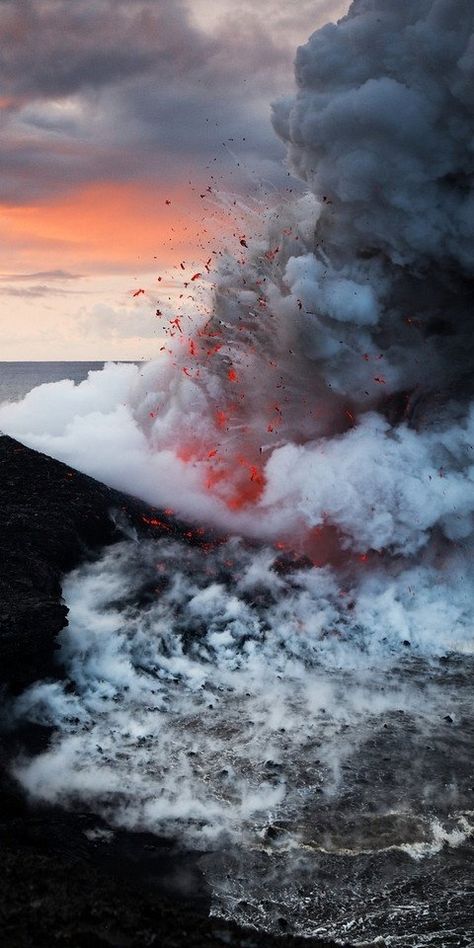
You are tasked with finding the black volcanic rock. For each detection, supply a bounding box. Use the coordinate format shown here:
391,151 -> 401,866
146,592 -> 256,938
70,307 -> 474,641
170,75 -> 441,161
0,434 -> 209,692
0,435 -> 345,948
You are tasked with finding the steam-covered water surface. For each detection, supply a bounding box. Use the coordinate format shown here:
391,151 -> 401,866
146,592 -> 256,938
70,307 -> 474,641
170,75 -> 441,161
3,0 -> 474,943
0,363 -> 116,404
15,537 -> 474,945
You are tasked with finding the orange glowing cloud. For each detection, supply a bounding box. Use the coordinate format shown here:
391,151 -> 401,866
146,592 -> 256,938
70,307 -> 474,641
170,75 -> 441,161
0,181 -> 217,275
0,96 -> 20,109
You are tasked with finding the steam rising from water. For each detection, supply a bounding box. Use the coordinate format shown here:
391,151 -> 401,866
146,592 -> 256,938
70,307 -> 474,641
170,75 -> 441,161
3,0 -> 474,941
14,536 -> 473,838
14,537 -> 474,942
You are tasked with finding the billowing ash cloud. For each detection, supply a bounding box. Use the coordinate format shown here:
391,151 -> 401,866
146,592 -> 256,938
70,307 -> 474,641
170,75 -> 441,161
274,0 -> 474,274
271,0 -> 474,408
1,0 -> 473,563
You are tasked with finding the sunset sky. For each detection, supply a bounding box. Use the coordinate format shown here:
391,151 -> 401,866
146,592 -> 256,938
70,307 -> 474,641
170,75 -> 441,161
1,0 -> 348,360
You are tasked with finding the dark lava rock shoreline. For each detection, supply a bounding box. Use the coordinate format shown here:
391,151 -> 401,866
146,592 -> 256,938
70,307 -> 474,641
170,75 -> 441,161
0,434 -> 217,693
0,435 -> 348,948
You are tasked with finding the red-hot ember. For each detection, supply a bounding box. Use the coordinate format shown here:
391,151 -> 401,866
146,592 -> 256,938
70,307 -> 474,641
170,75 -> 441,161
142,515 -> 171,530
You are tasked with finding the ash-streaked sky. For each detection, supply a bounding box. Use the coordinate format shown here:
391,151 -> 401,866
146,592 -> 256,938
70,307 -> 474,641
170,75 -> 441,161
0,0 -> 348,360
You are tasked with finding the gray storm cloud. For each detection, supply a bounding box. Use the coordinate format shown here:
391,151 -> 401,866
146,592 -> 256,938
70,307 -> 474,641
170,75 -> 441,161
0,0 -> 316,203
